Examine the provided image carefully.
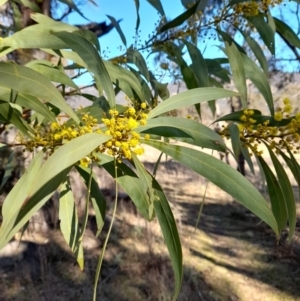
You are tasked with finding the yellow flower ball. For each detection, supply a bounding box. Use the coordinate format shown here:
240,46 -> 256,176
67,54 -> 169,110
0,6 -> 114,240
274,111 -> 283,121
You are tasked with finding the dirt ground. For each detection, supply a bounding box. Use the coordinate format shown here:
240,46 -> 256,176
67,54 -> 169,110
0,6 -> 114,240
1,89 -> 300,301
0,152 -> 300,301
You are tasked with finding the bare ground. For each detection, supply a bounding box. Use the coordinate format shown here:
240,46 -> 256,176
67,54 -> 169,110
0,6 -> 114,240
0,153 -> 300,301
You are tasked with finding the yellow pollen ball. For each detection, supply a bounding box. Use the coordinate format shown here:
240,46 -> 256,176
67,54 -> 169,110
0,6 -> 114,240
274,112 -> 283,121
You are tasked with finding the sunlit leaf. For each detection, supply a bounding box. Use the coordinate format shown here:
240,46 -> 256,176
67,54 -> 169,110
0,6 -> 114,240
144,140 -> 279,237
54,32 -> 115,109
0,133 -> 111,247
137,117 -> 226,151
0,62 -> 79,123
26,61 -> 79,89
148,88 -> 239,119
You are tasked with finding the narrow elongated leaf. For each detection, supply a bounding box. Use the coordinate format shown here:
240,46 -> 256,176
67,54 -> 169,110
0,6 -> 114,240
241,146 -> 255,174
267,12 -> 276,34
0,133 -> 111,248
225,41 -> 247,107
274,17 -> 300,48
258,156 -> 287,232
144,140 -> 279,236
159,0 -> 200,33
0,151 -> 14,190
0,63 -> 79,123
160,41 -> 198,91
265,143 -> 296,241
97,154 -> 151,220
132,153 -> 155,219
26,62 -> 79,89
184,41 -> 209,87
127,67 -> 153,103
148,88 -> 239,119
54,32 -> 115,108
76,166 -> 106,237
155,82 -> 170,100
280,149 -> 300,187
127,47 -> 150,81
217,29 -> 246,54
57,0 -> 90,21
60,180 -> 78,251
136,117 -> 226,151
0,152 -> 44,248
59,179 -> 84,269
0,101 -> 33,136
133,0 -> 140,31
228,123 -> 241,161
13,0 -> 41,11
146,0 -> 165,16
240,53 -> 274,115
104,60 -> 144,101
11,2 -> 22,32
247,15 -> 275,55
243,33 -> 268,76
0,88 -> 56,122
107,15 -> 127,47
152,177 -> 182,300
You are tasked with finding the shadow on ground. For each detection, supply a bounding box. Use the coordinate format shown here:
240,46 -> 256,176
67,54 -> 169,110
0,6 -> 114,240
1,160 -> 300,301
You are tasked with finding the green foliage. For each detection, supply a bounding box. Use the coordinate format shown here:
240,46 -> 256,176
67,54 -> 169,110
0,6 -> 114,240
0,0 -> 299,300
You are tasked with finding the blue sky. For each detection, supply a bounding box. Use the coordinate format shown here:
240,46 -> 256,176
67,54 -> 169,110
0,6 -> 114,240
60,0 -> 300,84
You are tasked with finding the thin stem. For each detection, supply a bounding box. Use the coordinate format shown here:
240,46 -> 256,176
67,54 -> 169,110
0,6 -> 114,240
78,166 -> 93,241
93,159 -> 118,301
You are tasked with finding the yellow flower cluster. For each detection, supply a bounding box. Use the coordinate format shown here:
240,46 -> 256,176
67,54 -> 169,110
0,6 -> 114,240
99,106 -> 149,162
19,104 -> 150,166
235,2 -> 259,17
111,55 -> 127,65
234,0 -> 282,17
274,97 -> 293,121
219,98 -> 300,156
